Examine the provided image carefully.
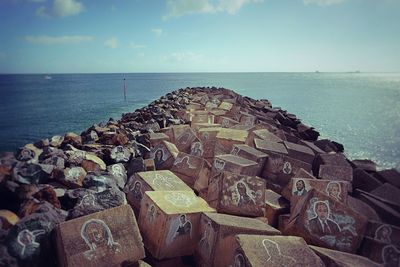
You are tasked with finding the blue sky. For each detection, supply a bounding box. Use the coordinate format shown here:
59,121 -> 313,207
0,0 -> 399,73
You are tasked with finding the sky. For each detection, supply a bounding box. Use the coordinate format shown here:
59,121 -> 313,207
0,0 -> 399,73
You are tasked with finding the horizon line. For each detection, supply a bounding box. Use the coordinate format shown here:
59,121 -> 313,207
1,71 -> 400,75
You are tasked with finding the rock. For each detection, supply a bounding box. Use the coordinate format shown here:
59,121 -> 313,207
370,183 -> 400,207
359,237 -> 400,266
310,245 -> 382,267
32,186 -> 61,209
68,187 -> 126,219
55,205 -> 145,267
195,212 -> 281,267
126,157 -> 146,178
63,132 -> 82,147
215,128 -> 248,156
12,162 -> 49,185
263,189 -> 290,228
124,170 -> 192,215
0,244 -> 19,267
82,173 -> 118,192
351,159 -> 377,172
318,164 -> 353,184
207,171 -> 266,217
58,167 -> 87,188
374,169 -> 400,189
353,168 -> 383,193
5,205 -> 66,266
230,144 -> 268,177
149,141 -> 179,170
364,220 -> 400,246
16,144 -> 42,163
283,141 -> 315,165
49,135 -> 64,148
230,235 -> 325,267
285,189 -> 367,253
107,163 -> 127,189
171,152 -> 211,193
212,154 -> 259,177
0,210 -> 19,230
109,146 -> 132,163
138,191 -> 214,259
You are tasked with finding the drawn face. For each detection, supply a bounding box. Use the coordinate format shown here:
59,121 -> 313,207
296,180 -> 305,191
329,184 -> 340,197
214,159 -> 225,171
316,203 -> 328,220
180,215 -> 186,224
133,181 -> 141,191
237,182 -> 247,196
382,226 -> 390,237
19,230 -> 34,245
155,150 -> 163,161
86,223 -> 107,246
234,254 -> 245,267
81,194 -> 95,206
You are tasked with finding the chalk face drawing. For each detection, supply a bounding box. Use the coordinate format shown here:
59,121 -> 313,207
77,193 -> 96,207
17,229 -> 45,258
129,181 -> 143,201
231,146 -> 240,156
382,244 -> 400,267
177,132 -> 191,145
202,132 -> 209,140
190,142 -> 204,157
262,238 -> 296,265
198,220 -> 216,258
232,181 -> 257,207
325,181 -> 342,201
292,179 -> 309,196
374,224 -> 392,244
152,173 -> 183,189
164,192 -> 196,207
222,118 -> 230,128
112,146 -> 130,162
147,204 -> 156,224
304,197 -> 357,251
307,200 -> 341,236
166,214 -> 192,245
18,148 -> 35,161
243,116 -> 254,126
232,253 -> 245,267
110,164 -> 125,178
282,161 -> 292,174
67,168 -> 83,182
81,219 -> 121,261
214,158 -> 226,172
153,148 -> 167,169
173,155 -> 196,169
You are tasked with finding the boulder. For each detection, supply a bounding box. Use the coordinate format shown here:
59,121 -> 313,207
138,191 -> 214,259
207,171 -> 265,217
195,212 -> 281,267
55,205 -> 145,267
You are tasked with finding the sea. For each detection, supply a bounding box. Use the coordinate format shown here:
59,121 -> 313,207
0,72 -> 399,170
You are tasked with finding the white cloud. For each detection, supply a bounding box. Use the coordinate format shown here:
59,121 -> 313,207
130,42 -> 147,49
163,0 -> 262,19
25,35 -> 93,45
163,51 -> 204,63
36,0 -> 84,18
104,37 -> 118,49
303,0 -> 345,6
151,28 -> 163,37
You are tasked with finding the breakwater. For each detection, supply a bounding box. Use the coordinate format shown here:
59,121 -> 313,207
0,87 -> 399,266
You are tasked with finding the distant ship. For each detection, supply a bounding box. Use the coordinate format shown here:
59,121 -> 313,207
44,75 -> 52,80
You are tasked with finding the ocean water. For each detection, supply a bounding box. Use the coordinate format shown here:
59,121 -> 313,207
0,72 -> 399,170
